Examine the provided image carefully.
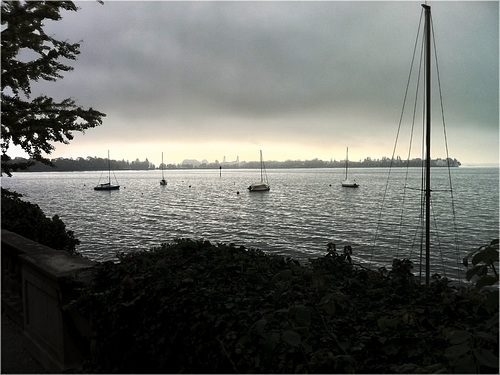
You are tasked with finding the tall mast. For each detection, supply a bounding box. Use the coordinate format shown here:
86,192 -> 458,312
107,149 -> 111,184
162,152 -> 164,179
260,150 -> 263,182
345,147 -> 349,180
423,3 -> 431,285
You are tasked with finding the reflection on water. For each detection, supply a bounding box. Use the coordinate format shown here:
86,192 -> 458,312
2,167 -> 498,283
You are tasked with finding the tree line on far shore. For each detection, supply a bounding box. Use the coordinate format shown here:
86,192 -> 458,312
11,156 -> 461,172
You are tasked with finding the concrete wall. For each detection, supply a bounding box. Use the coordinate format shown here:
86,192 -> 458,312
2,230 -> 96,373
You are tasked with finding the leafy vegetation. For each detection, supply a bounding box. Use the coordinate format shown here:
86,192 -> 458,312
464,239 -> 499,290
68,238 -> 498,373
1,188 -> 80,253
1,1 -> 105,176
19,156 -> 156,172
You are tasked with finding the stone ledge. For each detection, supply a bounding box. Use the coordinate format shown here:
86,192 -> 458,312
1,230 -> 97,373
2,229 -> 95,280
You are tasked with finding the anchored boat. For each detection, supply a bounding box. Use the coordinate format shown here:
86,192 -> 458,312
248,150 -> 270,192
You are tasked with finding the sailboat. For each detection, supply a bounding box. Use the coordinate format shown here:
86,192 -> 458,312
160,152 -> 167,186
248,150 -> 270,192
94,150 -> 120,191
341,147 -> 359,188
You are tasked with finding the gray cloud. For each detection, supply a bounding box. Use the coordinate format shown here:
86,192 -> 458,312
29,1 -> 498,164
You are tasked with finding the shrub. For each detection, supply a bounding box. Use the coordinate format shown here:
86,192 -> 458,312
68,239 -> 499,373
1,187 -> 80,253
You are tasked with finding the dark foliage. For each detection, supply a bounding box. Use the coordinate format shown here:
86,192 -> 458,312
68,239 -> 498,373
1,188 -> 80,253
1,1 -> 105,176
14,156 -> 155,172
464,239 -> 499,290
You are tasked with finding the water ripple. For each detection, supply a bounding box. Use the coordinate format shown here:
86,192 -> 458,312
2,167 -> 498,282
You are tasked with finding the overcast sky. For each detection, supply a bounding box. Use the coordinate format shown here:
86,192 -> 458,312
19,1 -> 499,166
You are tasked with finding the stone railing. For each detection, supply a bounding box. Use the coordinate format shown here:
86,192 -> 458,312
1,230 -> 96,373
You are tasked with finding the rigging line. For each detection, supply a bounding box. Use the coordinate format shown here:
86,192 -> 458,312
431,15 -> 461,283
405,187 -> 453,192
405,187 -> 423,191
419,177 -> 426,282
407,199 -> 425,280
112,170 -> 119,185
398,27 -> 426,255
429,196 -> 448,279
97,170 -> 104,184
416,35 -> 427,282
429,195 -> 461,282
371,9 -> 425,260
418,114 -> 426,282
408,203 -> 423,274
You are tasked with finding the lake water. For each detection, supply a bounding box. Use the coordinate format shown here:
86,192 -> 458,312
2,167 -> 498,283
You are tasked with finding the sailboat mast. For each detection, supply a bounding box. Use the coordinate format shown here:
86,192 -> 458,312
260,150 -> 263,182
345,147 -> 349,180
423,3 -> 431,285
162,152 -> 165,179
107,149 -> 111,184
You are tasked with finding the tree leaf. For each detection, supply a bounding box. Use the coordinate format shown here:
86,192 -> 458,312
447,330 -> 471,345
294,305 -> 311,327
475,331 -> 497,343
255,319 -> 267,337
319,294 -> 337,315
477,265 -> 488,277
282,330 -> 301,347
453,356 -> 477,374
475,275 -> 499,289
474,348 -> 499,368
472,251 -> 485,266
466,266 -> 480,281
263,333 -> 280,359
483,246 -> 499,263
444,343 -> 470,359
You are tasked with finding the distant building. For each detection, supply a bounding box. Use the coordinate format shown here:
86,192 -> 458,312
221,156 -> 240,166
181,159 -> 201,167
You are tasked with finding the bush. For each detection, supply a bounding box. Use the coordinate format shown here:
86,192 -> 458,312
1,188 -> 80,253
68,239 -> 499,373
464,239 -> 499,289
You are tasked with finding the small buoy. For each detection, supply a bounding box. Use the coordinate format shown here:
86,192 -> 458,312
189,185 -> 192,188
236,191 -> 240,195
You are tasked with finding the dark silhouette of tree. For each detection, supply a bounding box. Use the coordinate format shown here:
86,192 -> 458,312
1,1 -> 105,176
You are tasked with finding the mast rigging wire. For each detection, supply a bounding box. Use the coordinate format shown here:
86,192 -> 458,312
371,6 -> 461,284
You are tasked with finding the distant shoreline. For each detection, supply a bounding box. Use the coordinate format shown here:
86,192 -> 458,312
6,155 -> 464,173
